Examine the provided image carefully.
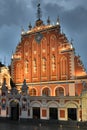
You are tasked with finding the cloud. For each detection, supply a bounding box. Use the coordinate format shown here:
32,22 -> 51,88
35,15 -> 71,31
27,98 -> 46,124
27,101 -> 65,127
43,3 -> 63,20
0,0 -> 34,27
44,0 -> 87,10
0,25 -> 20,64
62,6 -> 87,32
0,0 -> 87,68
0,0 -> 35,65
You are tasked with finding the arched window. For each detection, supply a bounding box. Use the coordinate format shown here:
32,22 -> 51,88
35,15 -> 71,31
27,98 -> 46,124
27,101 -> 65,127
60,56 -> 67,78
42,87 -> 50,96
42,57 -> 46,72
51,55 -> 56,72
25,60 -> 28,73
24,41 -> 29,58
41,37 -> 47,54
29,88 -> 36,96
33,58 -> 37,73
32,39 -> 37,52
55,87 -> 64,96
16,63 -> 22,80
50,35 -> 57,48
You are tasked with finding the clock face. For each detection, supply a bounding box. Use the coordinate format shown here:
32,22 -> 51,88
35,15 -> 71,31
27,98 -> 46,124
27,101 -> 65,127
35,32 -> 43,43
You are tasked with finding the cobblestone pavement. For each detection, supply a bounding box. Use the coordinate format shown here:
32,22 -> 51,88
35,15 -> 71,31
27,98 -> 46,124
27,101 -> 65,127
0,119 -> 87,130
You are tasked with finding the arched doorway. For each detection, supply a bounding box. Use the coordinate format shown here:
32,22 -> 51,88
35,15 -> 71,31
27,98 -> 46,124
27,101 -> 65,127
66,102 -> 77,121
48,102 -> 58,120
49,108 -> 58,120
31,101 -> 41,119
68,108 -> 77,120
10,100 -> 19,120
33,107 -> 40,119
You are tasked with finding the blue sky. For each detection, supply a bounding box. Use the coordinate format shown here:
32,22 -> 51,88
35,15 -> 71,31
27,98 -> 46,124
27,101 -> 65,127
0,0 -> 87,70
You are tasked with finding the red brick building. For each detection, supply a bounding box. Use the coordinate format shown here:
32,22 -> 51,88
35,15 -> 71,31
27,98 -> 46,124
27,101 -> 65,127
9,3 -> 87,121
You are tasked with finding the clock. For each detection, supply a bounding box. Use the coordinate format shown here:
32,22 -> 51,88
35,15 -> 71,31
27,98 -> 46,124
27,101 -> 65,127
35,32 -> 43,43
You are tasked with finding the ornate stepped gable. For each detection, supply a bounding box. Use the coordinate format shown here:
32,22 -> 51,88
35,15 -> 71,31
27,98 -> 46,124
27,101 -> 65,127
11,2 -> 87,100
11,17 -> 87,83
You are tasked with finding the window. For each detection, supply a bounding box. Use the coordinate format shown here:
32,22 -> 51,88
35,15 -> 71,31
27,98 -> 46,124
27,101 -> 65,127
51,55 -> 56,72
16,63 -> 22,80
29,88 -> 36,96
33,58 -> 37,73
60,56 -> 67,78
42,88 -> 50,96
55,87 -> 64,96
42,57 -> 46,72
25,60 -> 28,73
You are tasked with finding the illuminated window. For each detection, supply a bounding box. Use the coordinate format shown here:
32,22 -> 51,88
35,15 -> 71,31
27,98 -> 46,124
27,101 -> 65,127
51,55 -> 56,72
42,88 -> 50,96
25,60 -> 28,73
33,58 -> 37,73
29,88 -> 36,96
16,63 -> 22,80
60,56 -> 67,77
55,87 -> 64,96
42,57 -> 46,72
50,35 -> 57,47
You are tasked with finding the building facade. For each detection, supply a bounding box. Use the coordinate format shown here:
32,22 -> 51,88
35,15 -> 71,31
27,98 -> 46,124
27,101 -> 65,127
0,62 -> 11,91
0,3 -> 87,121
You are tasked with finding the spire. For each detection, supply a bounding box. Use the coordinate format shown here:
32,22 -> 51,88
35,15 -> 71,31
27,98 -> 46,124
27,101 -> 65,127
35,0 -> 43,27
37,0 -> 42,20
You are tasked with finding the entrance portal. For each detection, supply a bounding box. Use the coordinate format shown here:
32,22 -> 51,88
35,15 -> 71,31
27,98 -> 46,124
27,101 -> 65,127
49,108 -> 58,119
33,107 -> 40,119
68,108 -> 77,120
10,100 -> 19,120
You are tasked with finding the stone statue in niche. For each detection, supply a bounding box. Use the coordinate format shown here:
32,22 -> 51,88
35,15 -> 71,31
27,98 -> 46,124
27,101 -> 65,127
22,98 -> 27,111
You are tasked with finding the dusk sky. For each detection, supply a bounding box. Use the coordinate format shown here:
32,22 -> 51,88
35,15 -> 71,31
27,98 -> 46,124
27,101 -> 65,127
0,0 -> 87,70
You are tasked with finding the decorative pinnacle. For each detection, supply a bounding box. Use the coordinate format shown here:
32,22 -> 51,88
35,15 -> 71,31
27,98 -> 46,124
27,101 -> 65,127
56,16 -> 60,25
47,16 -> 51,25
28,22 -> 32,30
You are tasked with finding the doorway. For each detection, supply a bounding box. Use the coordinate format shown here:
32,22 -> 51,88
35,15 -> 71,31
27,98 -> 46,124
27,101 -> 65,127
68,108 -> 77,120
10,100 -> 19,120
33,107 -> 40,119
49,108 -> 58,120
